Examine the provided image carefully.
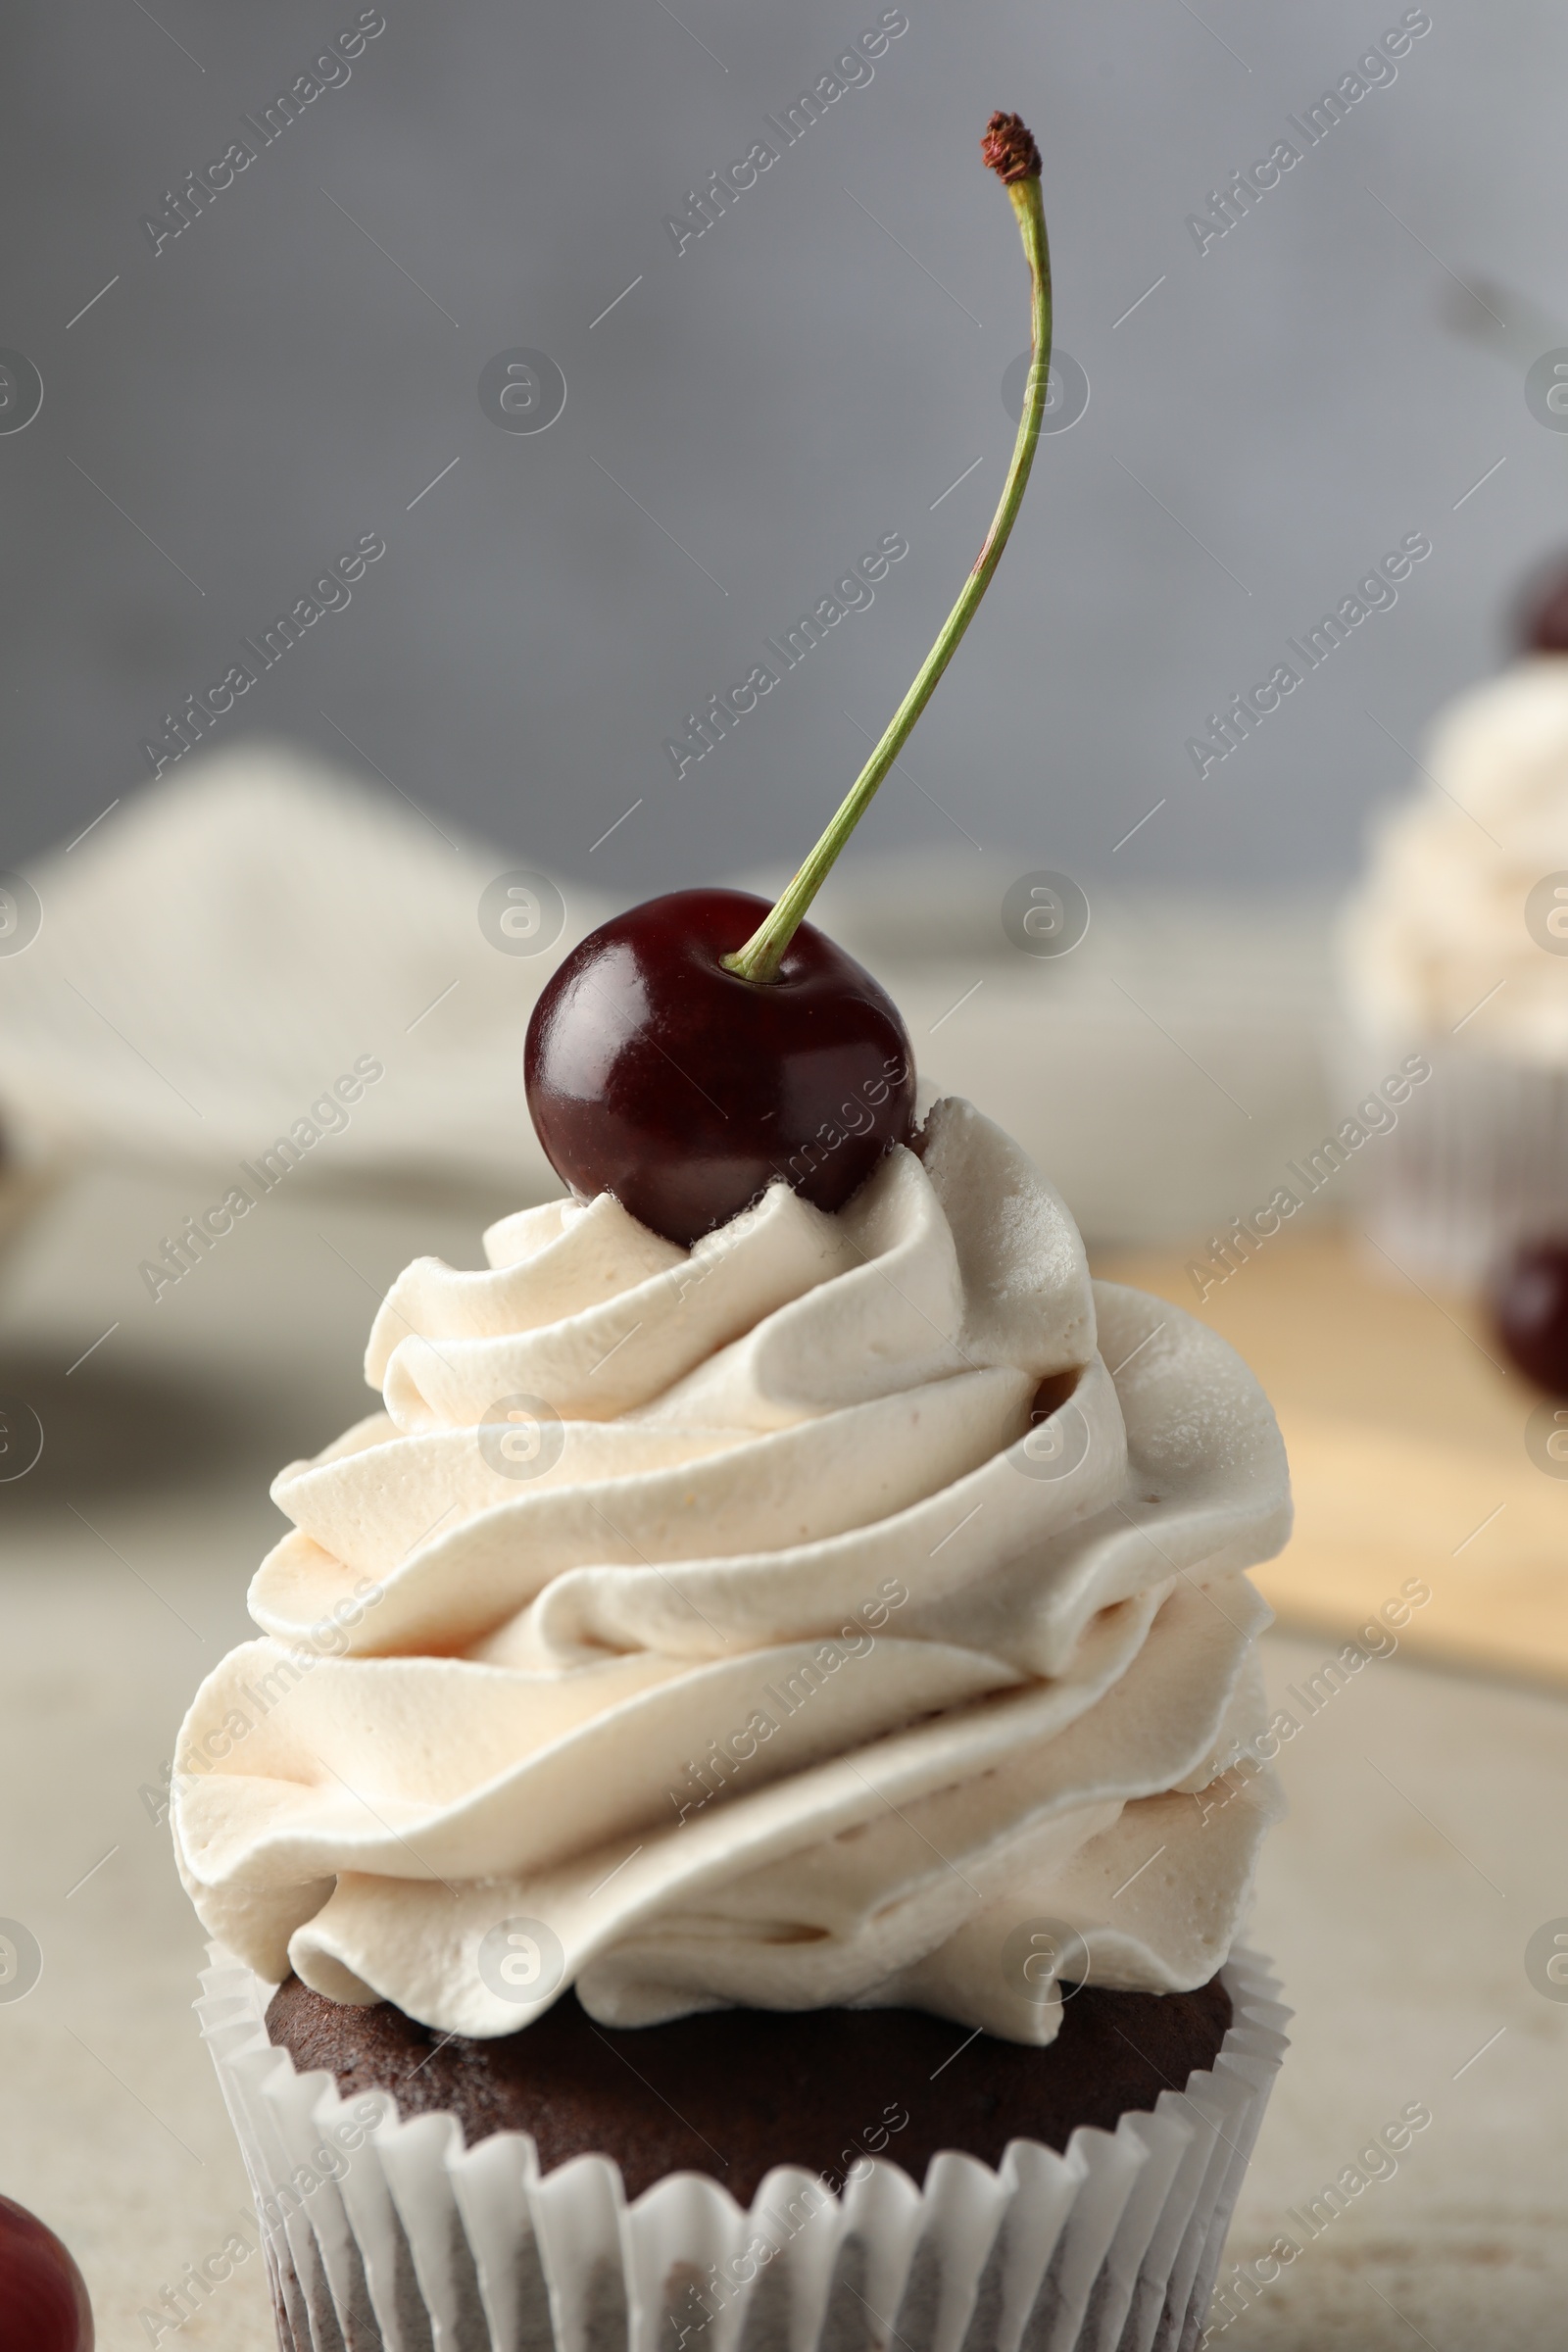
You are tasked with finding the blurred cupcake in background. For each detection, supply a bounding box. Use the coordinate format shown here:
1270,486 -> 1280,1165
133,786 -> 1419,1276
1340,560 -> 1568,1284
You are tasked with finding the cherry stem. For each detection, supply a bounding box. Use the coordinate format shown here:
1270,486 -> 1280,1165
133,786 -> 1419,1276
723,130 -> 1053,986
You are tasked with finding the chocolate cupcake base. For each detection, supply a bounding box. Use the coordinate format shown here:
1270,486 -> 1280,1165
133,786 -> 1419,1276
198,1944 -> 1289,2352
266,1974 -> 1233,2207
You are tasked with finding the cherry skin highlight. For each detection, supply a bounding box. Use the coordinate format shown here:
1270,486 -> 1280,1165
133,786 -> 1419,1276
1492,1239 -> 1568,1394
0,2196 -> 94,2352
525,889 -> 916,1248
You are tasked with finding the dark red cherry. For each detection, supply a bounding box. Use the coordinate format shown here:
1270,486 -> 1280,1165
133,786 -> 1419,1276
0,2196 -> 94,2352
1492,1239 -> 1568,1393
1516,556 -> 1568,655
525,889 -> 916,1248
523,118 -> 1051,1247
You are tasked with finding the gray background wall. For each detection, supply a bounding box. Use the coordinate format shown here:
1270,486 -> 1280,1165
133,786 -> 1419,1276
2,0 -> 1562,899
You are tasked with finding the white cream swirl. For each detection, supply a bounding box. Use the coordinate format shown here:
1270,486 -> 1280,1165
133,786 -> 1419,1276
172,1099 -> 1290,2043
1342,659 -> 1568,1059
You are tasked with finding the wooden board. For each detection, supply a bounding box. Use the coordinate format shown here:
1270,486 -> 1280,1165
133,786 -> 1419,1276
1094,1226 -> 1568,1686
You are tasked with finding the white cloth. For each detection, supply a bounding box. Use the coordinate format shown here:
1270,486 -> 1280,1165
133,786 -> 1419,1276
0,743 -> 608,1189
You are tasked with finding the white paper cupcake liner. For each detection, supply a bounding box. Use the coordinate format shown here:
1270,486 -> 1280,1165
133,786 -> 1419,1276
1355,1047 -> 1568,1284
195,1943 -> 1288,2352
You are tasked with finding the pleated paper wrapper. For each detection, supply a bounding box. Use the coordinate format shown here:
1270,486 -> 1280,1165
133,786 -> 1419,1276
195,1943 -> 1289,2352
1353,1046 -> 1568,1284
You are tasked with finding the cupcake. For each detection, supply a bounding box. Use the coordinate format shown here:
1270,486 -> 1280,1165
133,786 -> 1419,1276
175,1092 -> 1290,2352
1340,653 -> 1568,1281
174,110 -> 1292,2352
